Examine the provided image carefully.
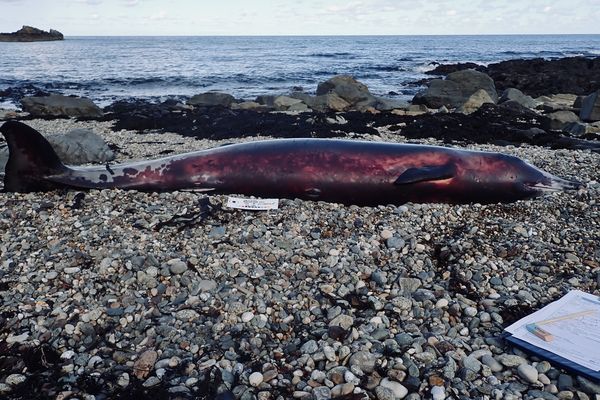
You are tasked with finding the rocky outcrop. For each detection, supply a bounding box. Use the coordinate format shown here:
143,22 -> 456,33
426,62 -> 482,76
427,57 -> 600,97
21,95 -> 103,118
413,69 -> 497,109
400,103 -> 600,151
580,90 -> 600,122
0,26 -> 63,42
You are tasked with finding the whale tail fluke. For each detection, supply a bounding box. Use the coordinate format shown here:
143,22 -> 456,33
1,120 -> 67,192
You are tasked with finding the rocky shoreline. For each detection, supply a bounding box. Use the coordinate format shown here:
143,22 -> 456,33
1,56 -> 600,399
0,26 -> 64,42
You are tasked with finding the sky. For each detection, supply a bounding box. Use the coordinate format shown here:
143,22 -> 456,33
0,0 -> 599,36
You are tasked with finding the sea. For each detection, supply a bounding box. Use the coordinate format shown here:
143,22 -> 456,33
1,35 -> 600,108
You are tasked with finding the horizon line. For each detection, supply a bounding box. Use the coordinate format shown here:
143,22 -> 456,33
60,33 -> 600,37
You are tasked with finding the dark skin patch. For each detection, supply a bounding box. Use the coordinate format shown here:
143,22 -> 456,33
99,174 -> 107,182
105,163 -> 114,175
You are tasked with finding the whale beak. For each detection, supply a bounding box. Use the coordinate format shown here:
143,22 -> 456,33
529,176 -> 585,192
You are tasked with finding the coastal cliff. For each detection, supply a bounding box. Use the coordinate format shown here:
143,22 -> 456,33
0,25 -> 63,42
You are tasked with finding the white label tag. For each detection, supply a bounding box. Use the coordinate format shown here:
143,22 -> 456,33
226,197 -> 279,211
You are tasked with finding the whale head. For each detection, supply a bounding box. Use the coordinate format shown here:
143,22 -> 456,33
459,152 -> 584,203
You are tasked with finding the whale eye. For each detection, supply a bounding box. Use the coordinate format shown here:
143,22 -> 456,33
305,188 -> 321,199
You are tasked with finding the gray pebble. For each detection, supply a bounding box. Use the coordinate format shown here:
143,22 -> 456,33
517,364 -> 538,383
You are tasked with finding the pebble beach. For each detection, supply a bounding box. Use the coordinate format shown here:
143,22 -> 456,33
1,118 -> 599,399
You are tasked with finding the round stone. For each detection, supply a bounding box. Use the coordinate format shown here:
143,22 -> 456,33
431,385 -> 446,400
498,354 -> 526,367
241,311 -> 255,323
249,371 -> 264,387
348,351 -> 377,374
435,298 -> 449,308
464,307 -> 478,317
378,378 -> 408,399
481,355 -> 503,372
380,230 -> 393,240
168,260 -> 188,274
517,363 -> 539,383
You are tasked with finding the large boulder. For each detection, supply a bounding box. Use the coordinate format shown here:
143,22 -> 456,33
21,95 -> 103,118
273,95 -> 304,111
413,69 -> 497,108
187,92 -> 235,107
580,90 -> 600,122
49,128 -> 115,164
499,88 -> 538,109
317,75 -> 377,108
428,57 -> 600,97
371,97 -> 410,111
456,89 -> 495,114
306,93 -> 351,112
543,110 -> 580,130
535,93 -> 578,112
0,127 -> 114,173
231,101 -> 267,111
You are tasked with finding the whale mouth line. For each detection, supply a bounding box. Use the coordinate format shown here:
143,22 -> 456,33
528,180 -> 585,192
530,184 -> 564,192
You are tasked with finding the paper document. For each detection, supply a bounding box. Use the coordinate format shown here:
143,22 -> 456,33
226,197 -> 279,211
505,290 -> 600,371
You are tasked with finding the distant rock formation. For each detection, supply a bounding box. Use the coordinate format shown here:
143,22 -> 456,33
0,25 -> 64,42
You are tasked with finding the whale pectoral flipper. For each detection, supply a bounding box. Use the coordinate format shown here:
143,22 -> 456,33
394,164 -> 456,185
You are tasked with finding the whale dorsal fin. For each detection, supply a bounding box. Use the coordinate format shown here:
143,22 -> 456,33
394,164 -> 455,185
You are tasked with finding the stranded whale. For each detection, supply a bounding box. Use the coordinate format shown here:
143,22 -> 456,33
0,121 -> 583,205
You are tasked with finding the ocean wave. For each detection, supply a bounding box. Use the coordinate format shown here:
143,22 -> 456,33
412,63 -> 438,73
